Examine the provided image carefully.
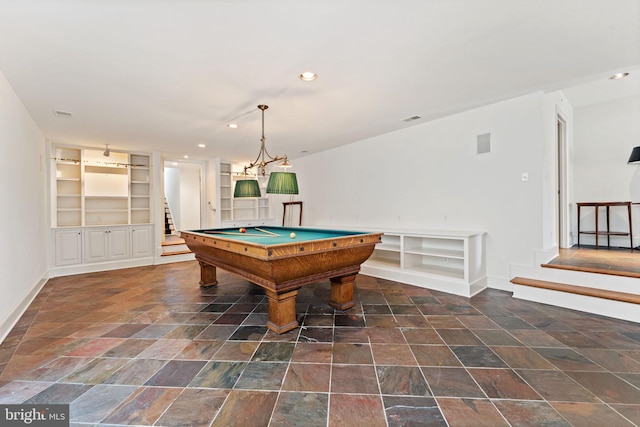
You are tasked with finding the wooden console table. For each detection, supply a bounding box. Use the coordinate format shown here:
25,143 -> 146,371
577,202 -> 633,249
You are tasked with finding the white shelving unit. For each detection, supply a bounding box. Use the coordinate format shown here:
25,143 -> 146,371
52,146 -> 152,227
361,229 -> 486,297
216,161 -> 273,226
50,145 -> 155,276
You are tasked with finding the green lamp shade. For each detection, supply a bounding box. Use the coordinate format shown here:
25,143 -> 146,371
234,179 -> 261,198
266,172 -> 299,194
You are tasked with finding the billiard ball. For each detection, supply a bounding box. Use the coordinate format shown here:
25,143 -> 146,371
290,232 -> 296,238
239,228 -> 246,233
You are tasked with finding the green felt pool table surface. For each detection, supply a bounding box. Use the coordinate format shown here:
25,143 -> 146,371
191,226 -> 370,246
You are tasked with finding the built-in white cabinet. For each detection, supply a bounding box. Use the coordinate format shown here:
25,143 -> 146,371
131,225 -> 154,258
54,228 -> 82,266
361,229 -> 486,297
53,225 -> 154,270
83,227 -> 130,263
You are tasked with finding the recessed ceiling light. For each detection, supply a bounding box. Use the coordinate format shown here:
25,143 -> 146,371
609,72 -> 629,80
227,123 -> 238,129
198,143 -> 206,148
300,71 -> 317,82
184,155 -> 189,159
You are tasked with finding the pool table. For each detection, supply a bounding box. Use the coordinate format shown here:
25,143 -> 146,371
180,226 -> 382,333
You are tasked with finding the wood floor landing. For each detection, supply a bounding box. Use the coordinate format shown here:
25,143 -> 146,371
542,246 -> 640,279
511,276 -> 640,305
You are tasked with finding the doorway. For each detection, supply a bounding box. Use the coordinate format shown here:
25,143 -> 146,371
557,114 -> 569,248
163,160 -> 203,232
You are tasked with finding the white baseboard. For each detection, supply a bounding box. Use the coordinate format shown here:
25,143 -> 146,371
49,257 -> 155,278
0,272 -> 49,344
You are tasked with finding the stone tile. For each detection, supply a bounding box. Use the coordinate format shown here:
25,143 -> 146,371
534,347 -> 605,371
383,395 -> 446,427
103,359 -> 167,385
376,365 -> 431,396
610,404 -> 640,425
566,371 -> 640,404
212,341 -> 259,361
102,386 -> 182,425
63,357 -> 130,384
329,394 -> 386,427
331,364 -> 380,394
251,341 -> 295,362
436,329 -> 484,346
493,400 -> 571,427
144,359 -> 206,387
0,381 -> 54,404
70,384 -> 138,424
332,343 -> 373,364
437,397 -> 509,427
450,346 -> 507,368
516,369 -> 599,402
411,345 -> 462,367
472,329 -> 521,346
401,328 -> 443,345
211,390 -> 278,427
282,363 -> 331,392
468,368 -> 542,400
292,343 -> 333,363
421,367 -> 486,398
189,360 -> 246,388
24,382 -> 92,404
551,402 -> 635,427
490,346 -> 555,369
509,329 -> 567,347
371,344 -> 417,366
271,392 -> 328,426
175,340 -> 225,360
234,361 -> 288,390
577,348 -> 640,373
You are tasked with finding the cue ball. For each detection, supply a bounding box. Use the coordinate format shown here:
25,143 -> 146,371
290,232 -> 296,238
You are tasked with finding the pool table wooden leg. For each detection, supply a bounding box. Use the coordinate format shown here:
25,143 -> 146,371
329,274 -> 356,311
198,261 -> 218,288
265,289 -> 299,334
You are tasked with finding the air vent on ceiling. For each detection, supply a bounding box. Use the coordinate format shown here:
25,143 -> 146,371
53,109 -> 73,118
403,115 -> 421,122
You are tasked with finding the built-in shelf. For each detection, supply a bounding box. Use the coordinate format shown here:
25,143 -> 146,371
52,146 -> 152,227
361,228 -> 486,297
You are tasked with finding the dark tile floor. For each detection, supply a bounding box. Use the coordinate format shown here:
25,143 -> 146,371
1,260 -> 639,426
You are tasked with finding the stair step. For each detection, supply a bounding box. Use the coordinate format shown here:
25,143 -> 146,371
511,277 -> 640,305
161,250 -> 192,256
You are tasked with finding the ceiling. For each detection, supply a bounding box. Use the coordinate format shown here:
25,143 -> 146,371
1,0 -> 639,165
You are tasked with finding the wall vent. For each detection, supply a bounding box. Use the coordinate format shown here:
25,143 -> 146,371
477,133 -> 491,154
53,109 -> 73,118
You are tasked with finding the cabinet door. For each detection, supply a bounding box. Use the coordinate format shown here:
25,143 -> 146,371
132,225 -> 153,258
108,227 -> 131,260
83,228 -> 109,263
55,229 -> 82,266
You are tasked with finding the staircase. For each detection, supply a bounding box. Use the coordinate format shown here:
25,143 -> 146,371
161,235 -> 192,257
510,261 -> 640,323
161,197 -> 192,258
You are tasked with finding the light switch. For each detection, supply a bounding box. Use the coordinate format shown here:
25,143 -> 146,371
521,172 -> 529,182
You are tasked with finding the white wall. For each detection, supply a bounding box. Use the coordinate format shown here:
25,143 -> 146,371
572,95 -> 640,247
0,69 -> 48,341
292,93 -> 557,288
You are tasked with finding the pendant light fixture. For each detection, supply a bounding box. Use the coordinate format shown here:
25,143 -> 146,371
234,105 -> 298,197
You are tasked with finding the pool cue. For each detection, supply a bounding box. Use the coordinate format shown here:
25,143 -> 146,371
203,230 -> 266,237
255,227 -> 280,237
